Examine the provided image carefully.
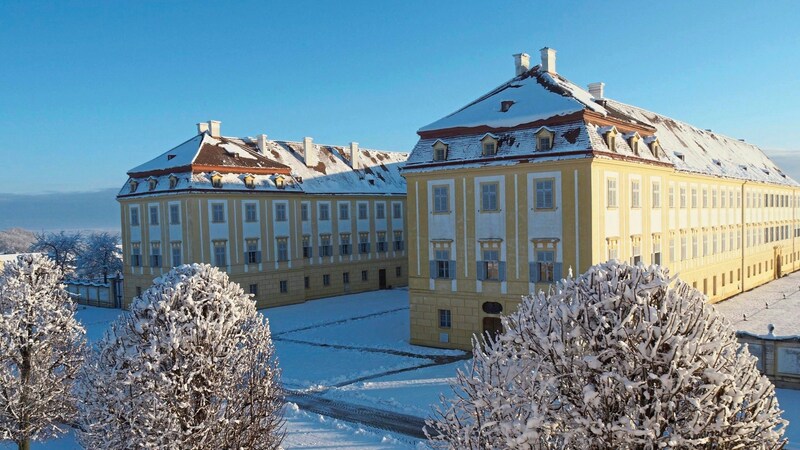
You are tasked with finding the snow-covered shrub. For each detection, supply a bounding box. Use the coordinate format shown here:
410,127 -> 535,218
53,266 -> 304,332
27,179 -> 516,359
427,261 -> 787,449
0,254 -> 86,449
76,264 -> 283,449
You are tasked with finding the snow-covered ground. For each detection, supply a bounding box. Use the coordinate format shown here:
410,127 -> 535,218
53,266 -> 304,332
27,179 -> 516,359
715,269 -> 800,336
3,284 -> 800,449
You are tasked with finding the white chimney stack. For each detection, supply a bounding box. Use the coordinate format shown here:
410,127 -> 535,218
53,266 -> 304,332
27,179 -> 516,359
350,142 -> 360,170
540,47 -> 556,74
208,120 -> 221,137
303,137 -> 317,168
256,134 -> 268,155
513,53 -> 530,76
588,82 -> 605,99
197,122 -> 210,134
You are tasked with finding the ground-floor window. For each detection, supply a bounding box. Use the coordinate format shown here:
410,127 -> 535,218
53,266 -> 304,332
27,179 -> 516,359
438,309 -> 451,328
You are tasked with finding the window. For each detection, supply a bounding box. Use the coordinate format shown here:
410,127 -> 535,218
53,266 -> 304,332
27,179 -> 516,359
358,203 -> 368,220
302,235 -> 312,258
535,179 -> 554,210
243,175 -> 255,189
304,277 -> 310,289
712,189 -> 718,208
535,250 -> 555,282
692,234 -> 698,259
393,231 -> 404,251
150,242 -> 161,267
433,185 -> 449,213
608,239 -> 619,261
249,284 -> 258,296
358,232 -> 370,254
691,188 -> 697,208
171,242 -> 182,266
319,234 -> 333,257
439,309 -> 452,328
169,175 -> 178,189
361,270 -> 368,281
377,232 -> 388,252
631,180 -> 641,208
538,136 -> 552,151
340,234 -> 352,255
301,203 -> 309,221
669,237 -> 675,261
652,182 -> 661,208
131,242 -> 141,267
276,238 -> 289,262
275,203 -> 287,222
703,234 -> 709,256
244,203 -> 257,223
721,189 -> 727,208
433,141 -> 448,161
135,286 -> 142,297
131,206 -> 140,226
166,204 -> 180,225
679,187 -> 687,209
246,239 -> 261,264
280,280 -> 288,293
607,178 -> 617,208
339,203 -> 349,220
652,236 -> 662,265
376,203 -> 386,219
702,189 -> 708,208
396,266 -> 402,277
323,274 -> 331,286
433,249 -> 452,279
211,174 -> 222,188
680,235 -> 687,261
669,185 -> 675,208
392,202 -> 402,219
149,205 -> 160,225
319,203 -> 330,221
211,203 -> 225,223
213,241 -> 227,267
482,142 -> 496,156
479,249 -> 501,281
343,272 -> 350,285
631,239 -> 641,265
481,183 -> 498,211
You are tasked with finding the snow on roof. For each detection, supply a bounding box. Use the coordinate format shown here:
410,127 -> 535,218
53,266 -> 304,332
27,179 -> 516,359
602,99 -> 799,186
120,134 -> 408,197
0,253 -> 42,263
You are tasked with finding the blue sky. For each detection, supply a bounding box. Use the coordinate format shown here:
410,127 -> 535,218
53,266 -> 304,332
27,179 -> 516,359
1,1 -> 799,194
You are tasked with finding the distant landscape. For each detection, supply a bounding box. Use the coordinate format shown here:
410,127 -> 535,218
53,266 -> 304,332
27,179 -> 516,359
0,188 -> 120,232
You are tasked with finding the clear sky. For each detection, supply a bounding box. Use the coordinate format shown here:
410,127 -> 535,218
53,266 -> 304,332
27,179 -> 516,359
1,0 -> 799,194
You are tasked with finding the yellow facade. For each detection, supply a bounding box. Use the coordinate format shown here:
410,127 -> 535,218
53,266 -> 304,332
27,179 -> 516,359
406,158 -> 800,350
119,192 -> 408,309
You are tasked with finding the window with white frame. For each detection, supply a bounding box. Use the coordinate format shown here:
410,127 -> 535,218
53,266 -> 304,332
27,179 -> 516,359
358,203 -> 368,220
652,181 -> 661,208
679,187 -> 687,209
340,234 -> 352,255
211,203 -> 225,223
652,234 -> 662,265
376,203 -> 386,219
339,203 -> 349,220
131,206 -> 140,226
680,235 -> 687,260
702,188 -> 708,208
275,203 -> 287,222
433,185 -> 449,213
536,250 -> 555,282
478,249 -> 501,281
607,178 -> 617,208
301,203 -> 309,221
376,232 -> 388,252
691,188 -> 697,208
171,241 -> 181,266
669,185 -> 675,208
392,202 -> 402,219
319,203 -> 330,221
302,235 -> 312,258
631,180 -> 641,208
244,203 -> 257,223
631,236 -> 641,265
169,204 -> 180,225
246,238 -> 260,264
358,232 -> 370,254
131,242 -> 141,267
535,179 -> 554,210
149,205 -> 160,225
276,238 -> 289,262
393,230 -> 404,251
433,248 -> 452,279
481,183 -> 498,211
213,241 -> 227,267
319,234 -> 333,257
439,309 -> 451,328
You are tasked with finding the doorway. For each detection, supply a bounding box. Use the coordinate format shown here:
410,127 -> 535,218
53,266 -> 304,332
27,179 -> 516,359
482,317 -> 503,342
379,269 -> 387,289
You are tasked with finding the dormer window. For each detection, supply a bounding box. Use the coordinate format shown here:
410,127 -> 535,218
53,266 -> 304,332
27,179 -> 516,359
674,152 -> 685,162
210,172 -> 223,188
243,174 -> 256,189
274,175 -> 286,190
601,126 -> 618,151
645,136 -> 662,158
168,175 -> 178,189
432,140 -> 448,161
129,180 -> 139,193
534,127 -> 555,151
626,132 -> 641,156
480,134 -> 499,156
500,100 -> 515,112
147,177 -> 158,191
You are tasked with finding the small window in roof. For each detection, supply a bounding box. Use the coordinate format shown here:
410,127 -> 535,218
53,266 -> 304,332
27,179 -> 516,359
129,180 -> 139,193
167,154 -> 176,160
674,152 -> 685,162
432,140 -> 448,161
210,172 -> 223,188
243,174 -> 255,189
602,127 -> 617,151
169,175 -> 178,189
274,175 -> 286,190
480,134 -> 498,156
148,178 -> 157,191
535,127 -> 555,151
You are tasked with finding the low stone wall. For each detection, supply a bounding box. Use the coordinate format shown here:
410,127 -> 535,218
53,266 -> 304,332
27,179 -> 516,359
738,331 -> 800,389
65,278 -> 122,308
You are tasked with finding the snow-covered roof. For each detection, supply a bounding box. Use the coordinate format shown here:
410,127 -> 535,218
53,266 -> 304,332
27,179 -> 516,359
0,253 -> 42,263
409,65 -> 797,186
120,133 -> 408,198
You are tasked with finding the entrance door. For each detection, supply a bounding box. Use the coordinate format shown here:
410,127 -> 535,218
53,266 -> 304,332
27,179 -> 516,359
379,269 -> 387,289
482,317 -> 503,342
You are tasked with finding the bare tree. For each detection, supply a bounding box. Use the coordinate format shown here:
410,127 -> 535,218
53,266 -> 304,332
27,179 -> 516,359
77,264 -> 284,449
428,262 -> 787,450
0,254 -> 86,450
0,229 -> 36,254
75,232 -> 122,283
28,231 -> 82,276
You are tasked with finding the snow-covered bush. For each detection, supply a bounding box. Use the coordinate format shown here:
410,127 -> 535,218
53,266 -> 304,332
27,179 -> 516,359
77,264 -> 284,449
428,262 -> 787,449
0,254 -> 85,450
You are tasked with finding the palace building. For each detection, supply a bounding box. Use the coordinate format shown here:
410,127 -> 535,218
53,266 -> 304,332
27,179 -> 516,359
118,121 -> 408,309
403,47 -> 800,349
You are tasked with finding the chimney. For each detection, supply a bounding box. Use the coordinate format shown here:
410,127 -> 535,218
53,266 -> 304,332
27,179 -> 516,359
197,122 -> 210,134
350,142 -> 359,170
588,82 -> 605,99
303,137 -> 317,168
513,53 -> 530,76
256,134 -> 268,155
208,120 -> 221,137
540,47 -> 556,74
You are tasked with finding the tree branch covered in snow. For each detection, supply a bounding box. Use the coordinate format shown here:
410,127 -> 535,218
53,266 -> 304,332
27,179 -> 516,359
76,264 -> 284,449
75,232 -> 121,283
0,254 -> 86,449
427,262 -> 787,449
28,231 -> 82,276
0,229 -> 36,255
